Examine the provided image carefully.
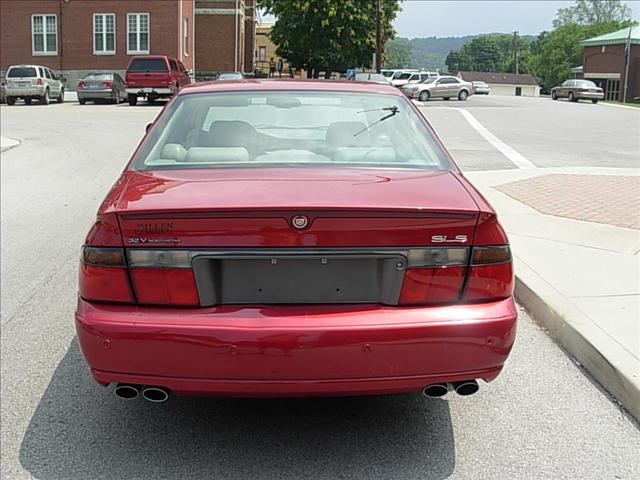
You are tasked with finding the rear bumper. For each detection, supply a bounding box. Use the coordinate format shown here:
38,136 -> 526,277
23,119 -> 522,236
126,87 -> 173,96
76,297 -> 517,397
576,92 -> 605,99
78,89 -> 116,99
5,86 -> 45,97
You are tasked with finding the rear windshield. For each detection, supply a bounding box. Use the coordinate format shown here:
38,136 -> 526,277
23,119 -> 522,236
128,58 -> 168,72
7,67 -> 37,78
84,73 -> 113,81
575,80 -> 597,88
132,91 -> 451,171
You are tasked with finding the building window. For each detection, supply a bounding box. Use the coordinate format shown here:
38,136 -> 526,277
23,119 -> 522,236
258,46 -> 266,62
94,14 -> 115,54
127,13 -> 149,54
32,14 -> 57,55
183,18 -> 188,56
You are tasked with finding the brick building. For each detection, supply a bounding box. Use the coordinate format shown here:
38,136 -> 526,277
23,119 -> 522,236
0,0 -> 256,88
579,26 -> 640,103
194,0 -> 255,79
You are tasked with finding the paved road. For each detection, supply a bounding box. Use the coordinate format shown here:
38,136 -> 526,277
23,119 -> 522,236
1,98 -> 639,479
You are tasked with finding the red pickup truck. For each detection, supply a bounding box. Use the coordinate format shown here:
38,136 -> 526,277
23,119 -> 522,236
125,55 -> 191,106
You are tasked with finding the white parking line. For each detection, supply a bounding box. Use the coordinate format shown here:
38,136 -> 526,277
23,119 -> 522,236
454,108 -> 537,169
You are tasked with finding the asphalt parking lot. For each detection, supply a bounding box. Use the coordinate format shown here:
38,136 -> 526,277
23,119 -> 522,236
1,94 -> 639,479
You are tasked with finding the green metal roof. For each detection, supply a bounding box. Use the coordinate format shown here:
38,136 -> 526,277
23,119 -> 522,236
580,26 -> 640,46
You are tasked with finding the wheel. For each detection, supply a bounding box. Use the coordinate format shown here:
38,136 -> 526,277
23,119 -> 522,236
79,98 -> 86,105
6,96 -> 15,105
40,89 -> 50,105
25,98 -> 32,105
418,90 -> 430,102
568,92 -> 576,102
127,94 -> 137,106
56,88 -> 64,103
458,89 -> 468,101
592,99 -> 599,104
551,90 -> 558,100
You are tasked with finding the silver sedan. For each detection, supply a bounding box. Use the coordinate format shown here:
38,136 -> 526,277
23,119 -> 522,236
402,76 -> 473,102
77,73 -> 127,105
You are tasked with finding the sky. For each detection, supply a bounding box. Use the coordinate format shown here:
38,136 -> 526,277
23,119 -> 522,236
393,0 -> 640,38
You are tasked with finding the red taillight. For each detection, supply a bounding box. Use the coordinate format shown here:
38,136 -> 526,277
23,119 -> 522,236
102,81 -> 112,88
79,247 -> 134,303
399,266 -> 465,305
131,268 -> 199,306
36,78 -> 43,85
127,249 -> 200,306
78,80 -> 85,88
462,246 -> 514,302
398,247 -> 468,305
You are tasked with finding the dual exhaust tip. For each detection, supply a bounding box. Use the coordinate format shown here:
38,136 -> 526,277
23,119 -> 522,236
422,380 -> 479,398
114,384 -> 170,403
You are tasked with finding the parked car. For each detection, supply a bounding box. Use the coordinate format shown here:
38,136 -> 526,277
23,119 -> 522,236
472,81 -> 491,95
402,76 -> 472,101
354,72 -> 391,84
125,55 -> 191,106
216,72 -> 245,81
77,73 -> 127,104
390,70 -> 437,88
76,79 -> 516,403
3,64 -> 64,105
551,79 -> 604,103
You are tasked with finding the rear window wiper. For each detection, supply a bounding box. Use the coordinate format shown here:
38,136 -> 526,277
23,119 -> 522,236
353,106 -> 399,137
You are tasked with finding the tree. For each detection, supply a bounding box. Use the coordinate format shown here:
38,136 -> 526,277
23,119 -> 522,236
553,0 -> 632,27
531,21 -> 631,92
445,34 -> 533,74
258,0 -> 402,78
384,38 -> 412,68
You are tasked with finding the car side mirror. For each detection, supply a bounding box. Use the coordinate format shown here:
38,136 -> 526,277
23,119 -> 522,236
146,123 -> 152,132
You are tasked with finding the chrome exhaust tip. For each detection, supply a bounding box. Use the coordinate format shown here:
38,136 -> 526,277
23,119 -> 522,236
114,383 -> 140,400
141,386 -> 170,403
452,380 -> 479,396
422,383 -> 449,398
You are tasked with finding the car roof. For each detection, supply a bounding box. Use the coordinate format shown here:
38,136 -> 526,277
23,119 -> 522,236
179,79 -> 404,96
8,65 -> 47,69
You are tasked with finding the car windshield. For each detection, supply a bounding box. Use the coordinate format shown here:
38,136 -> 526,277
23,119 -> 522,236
128,59 -> 168,72
420,77 -> 438,84
133,91 -> 451,171
381,71 -> 395,77
7,67 -> 37,77
575,80 -> 597,88
85,73 -> 113,81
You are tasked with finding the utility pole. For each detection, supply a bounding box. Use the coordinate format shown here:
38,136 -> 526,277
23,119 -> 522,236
375,0 -> 381,73
513,31 -> 519,74
623,25 -> 631,103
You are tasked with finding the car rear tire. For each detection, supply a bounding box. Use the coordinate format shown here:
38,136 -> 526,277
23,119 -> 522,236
418,90 -> 430,102
56,88 -> 64,103
40,89 -> 50,105
127,94 -> 137,106
79,98 -> 86,105
568,92 -> 576,102
6,96 -> 15,106
25,98 -> 32,105
458,90 -> 468,101
592,99 -> 599,104
551,91 -> 558,100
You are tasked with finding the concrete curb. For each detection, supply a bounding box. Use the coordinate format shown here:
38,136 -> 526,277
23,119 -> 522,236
0,137 -> 21,152
514,261 -> 640,422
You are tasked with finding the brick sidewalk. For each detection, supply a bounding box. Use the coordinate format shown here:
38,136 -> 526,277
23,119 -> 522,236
495,174 -> 640,230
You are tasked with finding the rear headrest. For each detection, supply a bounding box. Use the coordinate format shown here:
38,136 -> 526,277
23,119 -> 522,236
185,147 -> 250,163
325,121 -> 370,148
207,120 -> 257,147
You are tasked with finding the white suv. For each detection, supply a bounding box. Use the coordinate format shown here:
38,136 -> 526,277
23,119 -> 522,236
2,64 -> 64,105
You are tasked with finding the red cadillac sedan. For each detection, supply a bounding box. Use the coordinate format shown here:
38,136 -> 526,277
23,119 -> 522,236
76,79 -> 516,403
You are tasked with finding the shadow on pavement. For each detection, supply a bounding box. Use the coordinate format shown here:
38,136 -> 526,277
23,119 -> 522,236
20,339 -> 455,480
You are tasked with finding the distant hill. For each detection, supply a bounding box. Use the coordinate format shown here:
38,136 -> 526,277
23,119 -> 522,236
397,34 -> 537,71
